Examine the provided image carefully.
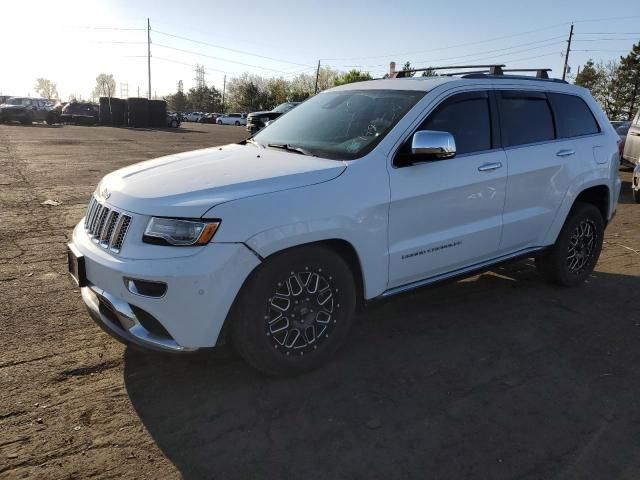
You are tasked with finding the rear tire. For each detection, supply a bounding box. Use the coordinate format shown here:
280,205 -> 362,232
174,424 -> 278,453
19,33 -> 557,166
536,202 -> 604,287
235,121 -> 240,126
230,244 -> 357,376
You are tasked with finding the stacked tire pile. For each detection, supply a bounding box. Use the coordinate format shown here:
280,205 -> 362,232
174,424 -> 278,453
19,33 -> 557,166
127,98 -> 149,128
98,97 -> 167,128
148,100 -> 167,128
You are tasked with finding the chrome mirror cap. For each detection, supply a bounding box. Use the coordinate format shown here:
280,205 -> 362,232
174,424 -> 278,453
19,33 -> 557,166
411,130 -> 456,159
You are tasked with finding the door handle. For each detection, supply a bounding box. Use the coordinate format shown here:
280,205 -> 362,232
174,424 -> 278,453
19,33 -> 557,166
556,149 -> 576,157
477,162 -> 502,172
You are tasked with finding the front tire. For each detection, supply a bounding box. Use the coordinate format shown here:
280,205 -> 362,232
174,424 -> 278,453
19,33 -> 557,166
230,244 -> 357,376
234,121 -> 240,126
536,202 -> 604,287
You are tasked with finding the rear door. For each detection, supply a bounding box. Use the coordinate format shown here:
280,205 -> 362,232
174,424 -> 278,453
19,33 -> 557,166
623,110 -> 640,165
497,90 -> 601,252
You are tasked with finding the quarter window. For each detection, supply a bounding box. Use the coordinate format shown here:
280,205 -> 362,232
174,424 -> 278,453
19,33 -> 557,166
499,93 -> 555,147
549,93 -> 600,138
418,94 -> 492,155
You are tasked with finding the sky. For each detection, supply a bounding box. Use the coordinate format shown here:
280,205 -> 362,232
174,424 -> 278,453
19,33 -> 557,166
1,0 -> 639,101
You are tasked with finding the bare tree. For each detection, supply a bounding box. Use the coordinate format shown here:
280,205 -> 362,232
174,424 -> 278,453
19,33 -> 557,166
34,78 -> 59,100
93,74 -> 116,99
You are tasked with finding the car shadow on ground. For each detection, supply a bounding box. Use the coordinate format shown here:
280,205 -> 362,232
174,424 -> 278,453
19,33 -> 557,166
124,260 -> 639,479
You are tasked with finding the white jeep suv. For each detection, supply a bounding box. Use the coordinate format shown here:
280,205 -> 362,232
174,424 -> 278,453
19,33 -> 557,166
68,73 -> 621,375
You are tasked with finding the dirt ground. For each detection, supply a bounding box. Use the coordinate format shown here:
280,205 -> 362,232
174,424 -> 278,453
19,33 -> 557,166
0,122 -> 638,480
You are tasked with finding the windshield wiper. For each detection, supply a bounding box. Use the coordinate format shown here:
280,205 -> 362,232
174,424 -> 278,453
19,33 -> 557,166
266,143 -> 315,156
245,138 -> 262,148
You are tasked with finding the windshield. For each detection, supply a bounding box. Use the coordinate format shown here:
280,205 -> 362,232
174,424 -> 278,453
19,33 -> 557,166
253,89 -> 425,160
7,98 -> 30,106
272,102 -> 297,113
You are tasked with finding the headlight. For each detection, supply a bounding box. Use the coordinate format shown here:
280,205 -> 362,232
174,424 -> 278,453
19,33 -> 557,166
143,217 -> 220,246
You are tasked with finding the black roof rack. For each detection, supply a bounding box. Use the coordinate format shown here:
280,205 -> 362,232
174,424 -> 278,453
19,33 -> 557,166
391,64 -> 505,78
388,62 -> 566,83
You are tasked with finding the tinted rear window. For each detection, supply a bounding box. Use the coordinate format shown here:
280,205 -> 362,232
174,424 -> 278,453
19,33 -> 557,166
549,93 -> 599,138
499,93 -> 555,147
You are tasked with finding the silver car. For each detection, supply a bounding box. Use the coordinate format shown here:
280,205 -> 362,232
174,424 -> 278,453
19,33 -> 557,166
622,110 -> 640,167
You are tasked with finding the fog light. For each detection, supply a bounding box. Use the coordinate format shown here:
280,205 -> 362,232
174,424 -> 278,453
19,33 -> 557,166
124,277 -> 167,298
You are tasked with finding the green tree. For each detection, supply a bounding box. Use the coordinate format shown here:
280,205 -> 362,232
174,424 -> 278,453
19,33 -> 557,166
164,90 -> 188,112
266,77 -> 290,106
34,78 -> 59,100
421,67 -> 436,77
401,61 -> 416,77
186,85 -> 222,112
575,59 -> 601,92
333,69 -> 373,86
226,73 -> 269,112
614,41 -> 640,120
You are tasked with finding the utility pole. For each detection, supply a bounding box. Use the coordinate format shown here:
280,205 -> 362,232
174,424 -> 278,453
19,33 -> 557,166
221,75 -> 226,113
147,18 -> 152,100
562,23 -> 574,81
314,60 -> 321,94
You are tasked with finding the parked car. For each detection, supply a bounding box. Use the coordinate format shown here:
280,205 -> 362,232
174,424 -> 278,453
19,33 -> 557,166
184,112 -> 204,122
216,113 -> 246,126
615,121 -> 632,166
199,113 -> 220,124
61,102 -> 99,125
0,97 -> 55,124
167,113 -> 181,128
247,102 -> 300,133
68,72 -> 621,376
622,110 -> 640,167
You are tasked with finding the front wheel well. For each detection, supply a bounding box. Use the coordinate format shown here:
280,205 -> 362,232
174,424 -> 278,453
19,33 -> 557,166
574,185 -> 609,222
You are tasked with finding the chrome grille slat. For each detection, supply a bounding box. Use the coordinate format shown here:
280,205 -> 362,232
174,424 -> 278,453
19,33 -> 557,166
84,195 -> 131,254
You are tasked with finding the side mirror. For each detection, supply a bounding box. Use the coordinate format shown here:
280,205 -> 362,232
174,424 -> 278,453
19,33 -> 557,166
411,130 -> 456,160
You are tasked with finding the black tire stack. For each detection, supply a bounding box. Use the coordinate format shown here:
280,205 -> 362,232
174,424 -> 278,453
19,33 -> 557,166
111,98 -> 127,126
99,97 -> 112,125
148,100 -> 167,128
127,97 -> 149,128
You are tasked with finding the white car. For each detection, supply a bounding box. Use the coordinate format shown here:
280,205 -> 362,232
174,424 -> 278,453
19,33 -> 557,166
216,113 -> 246,126
68,72 -> 621,375
184,112 -> 203,122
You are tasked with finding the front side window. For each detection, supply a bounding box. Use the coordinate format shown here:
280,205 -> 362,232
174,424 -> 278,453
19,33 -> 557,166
418,93 -> 492,155
549,93 -> 600,138
253,89 -> 425,160
499,92 -> 555,147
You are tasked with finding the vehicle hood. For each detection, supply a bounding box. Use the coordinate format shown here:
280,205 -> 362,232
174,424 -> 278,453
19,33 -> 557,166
98,143 -> 346,217
249,110 -> 281,119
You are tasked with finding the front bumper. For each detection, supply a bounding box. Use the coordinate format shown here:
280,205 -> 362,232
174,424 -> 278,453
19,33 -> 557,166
71,221 -> 261,350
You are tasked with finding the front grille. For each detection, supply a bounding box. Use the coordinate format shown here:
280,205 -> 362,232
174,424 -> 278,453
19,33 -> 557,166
247,117 -> 263,127
84,195 -> 132,253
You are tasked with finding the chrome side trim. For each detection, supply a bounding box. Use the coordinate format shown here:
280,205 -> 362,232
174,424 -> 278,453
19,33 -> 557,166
381,246 -> 545,297
81,284 -> 195,353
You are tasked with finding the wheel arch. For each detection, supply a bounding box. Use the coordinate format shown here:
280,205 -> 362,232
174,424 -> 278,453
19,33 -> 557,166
542,180 -> 612,246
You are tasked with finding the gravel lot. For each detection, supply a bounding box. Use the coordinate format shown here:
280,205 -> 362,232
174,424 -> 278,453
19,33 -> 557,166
0,122 -> 638,480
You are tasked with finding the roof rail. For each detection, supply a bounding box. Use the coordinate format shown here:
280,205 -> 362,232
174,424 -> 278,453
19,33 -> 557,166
388,62 -> 562,82
389,64 -> 505,78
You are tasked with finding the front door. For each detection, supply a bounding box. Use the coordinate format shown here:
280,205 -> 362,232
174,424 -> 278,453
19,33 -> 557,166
387,90 -> 507,289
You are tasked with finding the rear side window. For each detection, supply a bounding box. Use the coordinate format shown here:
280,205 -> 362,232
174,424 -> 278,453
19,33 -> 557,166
549,93 -> 600,138
419,93 -> 492,155
499,92 -> 555,147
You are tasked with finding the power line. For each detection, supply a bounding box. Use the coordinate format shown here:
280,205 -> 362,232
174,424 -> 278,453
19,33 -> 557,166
574,38 -> 640,42
153,43 -> 303,74
152,29 -> 314,68
575,32 -> 640,35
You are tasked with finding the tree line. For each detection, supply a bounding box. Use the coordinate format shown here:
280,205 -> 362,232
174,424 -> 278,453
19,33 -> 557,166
164,67 -> 372,113
575,41 -> 640,121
